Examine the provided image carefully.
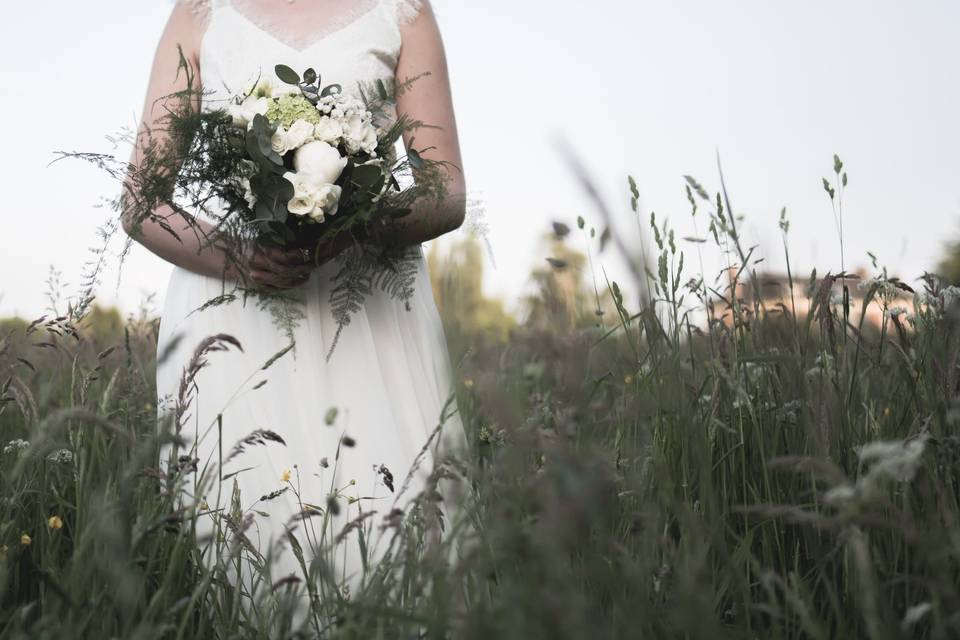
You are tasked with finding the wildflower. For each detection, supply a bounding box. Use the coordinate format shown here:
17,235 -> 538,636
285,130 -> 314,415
3,439 -> 29,457
883,407 -> 891,417
281,469 -> 292,483
623,374 -> 634,385
320,457 -> 329,468
20,533 -> 31,546
943,286 -> 960,308
46,448 -> 74,464
47,516 -> 63,530
348,496 -> 358,504
349,479 -> 356,486
463,378 -> 474,389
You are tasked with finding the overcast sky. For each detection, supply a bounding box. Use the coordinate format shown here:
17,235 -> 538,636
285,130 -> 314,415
1,0 -> 958,319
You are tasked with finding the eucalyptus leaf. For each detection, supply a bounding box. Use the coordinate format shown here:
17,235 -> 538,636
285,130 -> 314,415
303,68 -> 318,85
275,64 -> 300,85
407,148 -> 424,170
352,164 -> 384,189
321,84 -> 342,98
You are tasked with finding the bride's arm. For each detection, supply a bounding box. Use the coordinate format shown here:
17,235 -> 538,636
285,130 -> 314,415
381,1 -> 466,249
123,4 -> 310,288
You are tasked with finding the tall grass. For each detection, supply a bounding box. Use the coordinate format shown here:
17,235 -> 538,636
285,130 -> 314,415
3,156 -> 960,639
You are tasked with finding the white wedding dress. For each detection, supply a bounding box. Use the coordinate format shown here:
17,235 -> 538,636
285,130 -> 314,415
156,0 -> 466,605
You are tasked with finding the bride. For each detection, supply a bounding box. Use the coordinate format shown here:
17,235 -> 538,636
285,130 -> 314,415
125,0 -> 468,616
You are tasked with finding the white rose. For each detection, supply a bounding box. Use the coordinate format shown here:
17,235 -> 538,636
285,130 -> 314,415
287,193 -> 316,217
283,171 -> 343,222
228,95 -> 269,129
313,116 -> 344,145
293,141 -> 347,184
286,119 -> 315,150
271,127 -> 290,155
311,184 -> 343,221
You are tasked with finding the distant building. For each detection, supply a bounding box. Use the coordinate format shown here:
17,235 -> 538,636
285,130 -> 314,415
709,269 -> 916,329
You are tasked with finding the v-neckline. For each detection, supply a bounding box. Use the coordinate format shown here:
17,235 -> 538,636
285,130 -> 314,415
224,0 -> 383,53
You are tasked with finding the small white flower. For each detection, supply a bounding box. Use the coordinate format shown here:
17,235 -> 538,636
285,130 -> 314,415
46,449 -> 74,464
2,439 -> 29,456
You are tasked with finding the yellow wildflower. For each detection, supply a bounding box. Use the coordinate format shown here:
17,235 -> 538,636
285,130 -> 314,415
281,469 -> 292,483
20,533 -> 31,546
47,516 -> 63,530
463,378 -> 474,389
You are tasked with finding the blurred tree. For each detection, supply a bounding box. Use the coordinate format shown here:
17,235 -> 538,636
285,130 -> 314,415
523,228 -> 613,332
83,305 -> 124,345
937,229 -> 960,285
427,237 -> 516,353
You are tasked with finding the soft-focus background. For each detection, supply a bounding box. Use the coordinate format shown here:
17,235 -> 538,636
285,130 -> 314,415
6,3 -> 960,638
1,0 -> 959,317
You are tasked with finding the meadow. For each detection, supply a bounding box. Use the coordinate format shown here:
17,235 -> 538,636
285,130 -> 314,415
2,158 -> 959,639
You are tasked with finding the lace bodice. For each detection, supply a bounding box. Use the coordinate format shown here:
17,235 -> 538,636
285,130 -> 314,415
177,0 -> 423,113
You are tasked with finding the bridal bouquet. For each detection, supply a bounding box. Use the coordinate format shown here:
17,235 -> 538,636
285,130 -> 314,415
70,52 -> 447,355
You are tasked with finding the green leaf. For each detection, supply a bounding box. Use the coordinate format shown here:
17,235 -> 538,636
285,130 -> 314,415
275,64 -> 300,85
376,79 -> 389,101
324,407 -> 339,426
303,68 -> 318,85
352,164 -> 384,191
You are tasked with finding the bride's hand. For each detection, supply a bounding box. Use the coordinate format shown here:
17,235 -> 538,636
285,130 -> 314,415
240,245 -> 315,291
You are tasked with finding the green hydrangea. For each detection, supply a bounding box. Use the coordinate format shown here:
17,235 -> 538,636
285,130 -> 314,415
266,94 -> 321,128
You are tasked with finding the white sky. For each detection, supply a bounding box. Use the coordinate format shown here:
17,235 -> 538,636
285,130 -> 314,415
1,0 -> 958,319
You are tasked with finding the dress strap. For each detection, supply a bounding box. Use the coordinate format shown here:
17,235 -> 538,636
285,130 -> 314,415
393,0 -> 424,26
177,0 -> 229,27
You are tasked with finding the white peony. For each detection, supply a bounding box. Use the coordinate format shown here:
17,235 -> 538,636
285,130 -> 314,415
293,141 -> 347,184
313,116 -> 344,145
228,95 -> 269,129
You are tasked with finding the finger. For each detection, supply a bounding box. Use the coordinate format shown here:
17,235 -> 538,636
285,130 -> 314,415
266,246 -> 310,267
251,270 -> 310,290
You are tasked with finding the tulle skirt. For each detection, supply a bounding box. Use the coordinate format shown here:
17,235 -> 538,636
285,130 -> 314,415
154,247 -> 466,606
